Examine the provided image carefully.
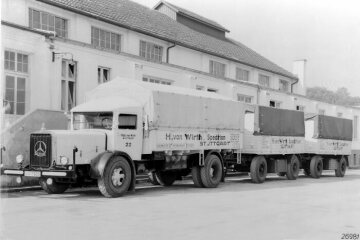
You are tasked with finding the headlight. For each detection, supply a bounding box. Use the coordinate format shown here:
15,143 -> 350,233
60,156 -> 69,165
16,154 -> 24,164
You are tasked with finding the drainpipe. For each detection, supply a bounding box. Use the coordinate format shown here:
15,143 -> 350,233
166,43 -> 176,63
256,85 -> 261,104
291,78 -> 299,93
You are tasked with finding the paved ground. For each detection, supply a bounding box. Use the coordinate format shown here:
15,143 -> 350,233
1,170 -> 360,240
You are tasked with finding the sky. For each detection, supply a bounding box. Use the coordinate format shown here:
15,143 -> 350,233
132,0 -> 360,97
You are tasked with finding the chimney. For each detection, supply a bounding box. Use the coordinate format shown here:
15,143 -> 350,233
292,59 -> 307,96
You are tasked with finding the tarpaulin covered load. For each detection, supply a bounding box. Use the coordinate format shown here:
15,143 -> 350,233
255,106 -> 305,137
306,115 -> 353,141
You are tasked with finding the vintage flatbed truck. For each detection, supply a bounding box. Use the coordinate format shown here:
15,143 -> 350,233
0,77 -> 352,197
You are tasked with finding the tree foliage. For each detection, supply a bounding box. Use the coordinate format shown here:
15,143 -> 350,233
306,87 -> 360,106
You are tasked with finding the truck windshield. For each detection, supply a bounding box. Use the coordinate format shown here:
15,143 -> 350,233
73,112 -> 113,130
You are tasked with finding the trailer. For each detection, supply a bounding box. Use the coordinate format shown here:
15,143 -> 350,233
301,114 -> 352,178
225,105 -> 306,182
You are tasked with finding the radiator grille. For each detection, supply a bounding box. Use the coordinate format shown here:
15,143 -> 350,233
30,134 -> 52,168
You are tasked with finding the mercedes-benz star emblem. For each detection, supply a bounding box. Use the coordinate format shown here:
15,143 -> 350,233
34,141 -> 47,157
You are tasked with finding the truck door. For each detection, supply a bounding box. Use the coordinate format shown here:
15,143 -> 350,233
115,111 -> 143,160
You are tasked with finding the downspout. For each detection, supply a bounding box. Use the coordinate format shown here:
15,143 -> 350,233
291,77 -> 299,93
256,85 -> 261,104
166,43 -> 176,63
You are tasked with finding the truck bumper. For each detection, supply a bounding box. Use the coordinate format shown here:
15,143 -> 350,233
1,167 -> 76,178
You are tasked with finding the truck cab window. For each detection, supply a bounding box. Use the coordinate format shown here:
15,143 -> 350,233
118,114 -> 137,129
73,112 -> 113,130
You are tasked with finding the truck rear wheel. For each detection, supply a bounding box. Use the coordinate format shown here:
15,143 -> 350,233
155,171 -> 177,186
192,166 -> 204,188
39,178 -> 69,194
98,156 -> 132,198
310,155 -> 323,179
250,156 -> 267,183
286,155 -> 300,180
200,154 -> 223,188
335,156 -> 347,177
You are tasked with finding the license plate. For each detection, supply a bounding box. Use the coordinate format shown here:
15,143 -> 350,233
24,171 -> 41,177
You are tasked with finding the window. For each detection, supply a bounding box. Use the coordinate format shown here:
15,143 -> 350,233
237,94 -> 253,103
4,51 -> 28,73
269,100 -> 281,108
207,88 -> 218,93
279,79 -> 289,92
142,76 -> 172,85
259,74 -> 270,87
354,116 -> 358,139
337,112 -> 343,117
29,9 -> 67,37
318,109 -> 325,115
91,27 -> 121,51
139,40 -> 163,62
118,114 -> 137,129
4,50 -> 28,115
209,60 -> 226,77
196,85 -> 205,91
4,76 -> 26,115
61,60 -> 76,111
98,67 -> 110,84
236,68 -> 249,81
296,105 -> 305,112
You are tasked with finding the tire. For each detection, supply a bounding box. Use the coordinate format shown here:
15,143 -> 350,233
148,171 -> 160,185
335,156 -> 347,177
39,178 -> 69,194
98,156 -> 132,198
310,155 -> 323,179
155,171 -> 177,186
250,156 -> 267,183
192,166 -> 204,188
200,154 -> 223,188
286,155 -> 300,180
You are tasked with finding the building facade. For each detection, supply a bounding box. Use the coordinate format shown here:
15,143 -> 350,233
1,0 -> 360,167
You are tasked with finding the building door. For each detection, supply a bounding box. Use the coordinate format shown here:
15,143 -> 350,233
61,59 -> 76,111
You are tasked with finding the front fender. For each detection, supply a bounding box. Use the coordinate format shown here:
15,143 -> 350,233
89,151 -> 136,192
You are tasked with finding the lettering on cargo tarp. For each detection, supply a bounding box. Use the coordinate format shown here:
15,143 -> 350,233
157,132 -> 240,150
271,138 -> 302,149
326,141 -> 349,151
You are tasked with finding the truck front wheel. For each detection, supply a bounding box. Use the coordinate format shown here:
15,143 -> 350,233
200,154 -> 223,188
39,178 -> 69,194
98,156 -> 132,197
310,155 -> 323,179
335,156 -> 346,177
286,155 -> 300,180
250,156 -> 267,183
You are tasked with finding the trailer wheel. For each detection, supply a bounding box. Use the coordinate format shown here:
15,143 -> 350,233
250,156 -> 267,183
148,171 -> 161,185
335,156 -> 347,177
39,178 -> 69,194
98,156 -> 132,197
310,155 -> 323,179
155,171 -> 177,186
192,166 -> 204,188
200,154 -> 223,188
286,155 -> 300,180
